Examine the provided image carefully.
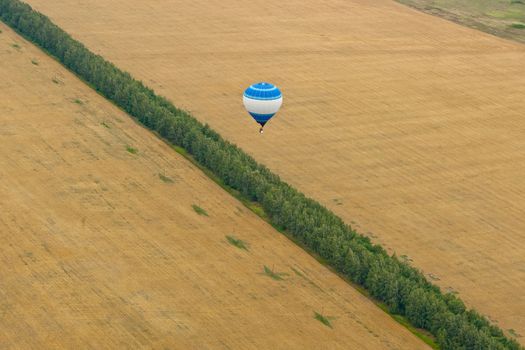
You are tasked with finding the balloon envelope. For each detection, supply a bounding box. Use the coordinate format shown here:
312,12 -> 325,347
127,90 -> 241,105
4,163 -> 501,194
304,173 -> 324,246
243,82 -> 282,127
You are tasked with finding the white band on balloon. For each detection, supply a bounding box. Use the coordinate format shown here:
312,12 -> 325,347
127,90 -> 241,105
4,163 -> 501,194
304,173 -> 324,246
243,96 -> 283,115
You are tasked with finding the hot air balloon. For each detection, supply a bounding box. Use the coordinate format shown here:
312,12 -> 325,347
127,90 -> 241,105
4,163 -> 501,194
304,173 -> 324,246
243,82 -> 283,133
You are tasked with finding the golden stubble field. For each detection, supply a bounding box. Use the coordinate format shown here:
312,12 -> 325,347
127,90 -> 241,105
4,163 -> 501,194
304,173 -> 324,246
0,24 -> 430,349
23,0 -> 525,341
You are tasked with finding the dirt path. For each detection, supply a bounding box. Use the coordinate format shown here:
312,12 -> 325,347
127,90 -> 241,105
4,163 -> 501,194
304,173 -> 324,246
0,23 -> 431,349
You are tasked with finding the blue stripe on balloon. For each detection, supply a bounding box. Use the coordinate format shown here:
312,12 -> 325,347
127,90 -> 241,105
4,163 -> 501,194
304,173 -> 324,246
243,93 -> 282,100
244,87 -> 280,94
248,112 -> 275,123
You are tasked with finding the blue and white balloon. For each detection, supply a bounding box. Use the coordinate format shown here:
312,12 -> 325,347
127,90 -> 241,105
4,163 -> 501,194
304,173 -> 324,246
243,82 -> 282,133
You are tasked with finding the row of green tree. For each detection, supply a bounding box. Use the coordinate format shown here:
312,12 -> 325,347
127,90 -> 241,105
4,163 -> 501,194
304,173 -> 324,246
0,1 -> 520,349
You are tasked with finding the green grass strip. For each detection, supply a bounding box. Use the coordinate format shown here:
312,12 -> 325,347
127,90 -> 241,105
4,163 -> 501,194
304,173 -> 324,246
226,235 -> 248,251
262,265 -> 287,281
314,311 -> 333,328
192,204 -> 208,216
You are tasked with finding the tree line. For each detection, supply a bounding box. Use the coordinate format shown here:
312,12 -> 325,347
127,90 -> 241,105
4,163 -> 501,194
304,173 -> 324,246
0,1 -> 521,348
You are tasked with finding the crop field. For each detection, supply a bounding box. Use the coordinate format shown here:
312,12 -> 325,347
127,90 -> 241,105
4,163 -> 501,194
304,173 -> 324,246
397,0 -> 525,44
0,23 -> 432,349
22,0 -> 525,342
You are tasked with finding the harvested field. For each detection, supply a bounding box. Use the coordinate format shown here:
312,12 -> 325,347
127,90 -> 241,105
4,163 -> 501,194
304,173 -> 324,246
23,0 -> 525,342
0,23 -> 430,349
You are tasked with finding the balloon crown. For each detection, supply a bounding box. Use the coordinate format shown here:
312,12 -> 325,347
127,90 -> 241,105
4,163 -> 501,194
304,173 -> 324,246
244,82 -> 282,100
